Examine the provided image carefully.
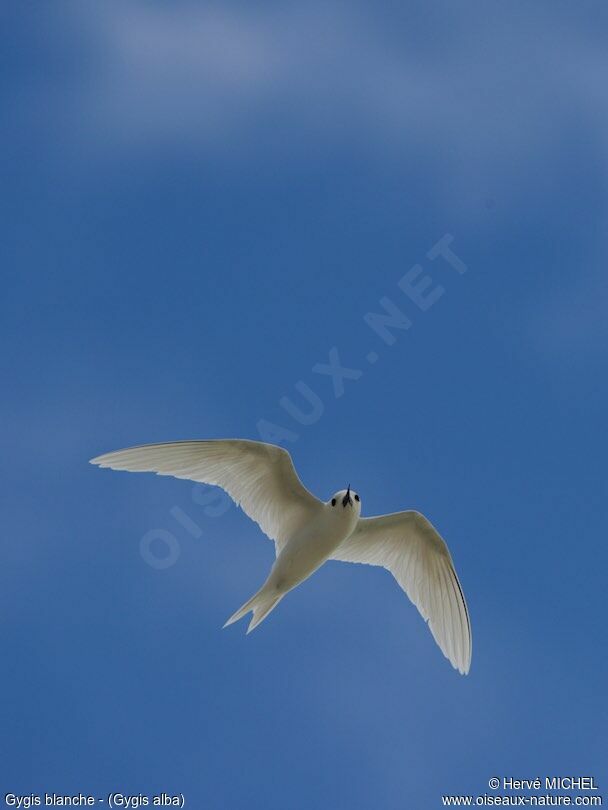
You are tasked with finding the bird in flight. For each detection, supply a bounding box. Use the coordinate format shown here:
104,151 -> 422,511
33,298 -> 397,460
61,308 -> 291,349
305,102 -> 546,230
91,439 -> 471,674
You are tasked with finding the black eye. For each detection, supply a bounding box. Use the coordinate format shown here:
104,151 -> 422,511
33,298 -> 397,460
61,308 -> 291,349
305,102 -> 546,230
331,498 -> 336,506
354,494 -> 360,502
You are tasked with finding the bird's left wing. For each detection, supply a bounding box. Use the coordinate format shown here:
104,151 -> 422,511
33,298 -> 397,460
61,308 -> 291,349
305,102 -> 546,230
90,440 -> 322,552
331,511 -> 472,674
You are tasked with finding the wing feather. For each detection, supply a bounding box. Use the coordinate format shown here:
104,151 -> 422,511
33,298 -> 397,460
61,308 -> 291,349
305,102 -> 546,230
90,440 -> 321,552
331,510 -> 472,674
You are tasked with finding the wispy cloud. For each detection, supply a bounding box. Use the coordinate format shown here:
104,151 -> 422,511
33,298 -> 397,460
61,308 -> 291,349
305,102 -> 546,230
15,1 -> 608,196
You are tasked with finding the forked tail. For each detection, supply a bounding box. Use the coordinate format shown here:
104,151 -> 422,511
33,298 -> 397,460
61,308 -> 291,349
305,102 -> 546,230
223,586 -> 284,634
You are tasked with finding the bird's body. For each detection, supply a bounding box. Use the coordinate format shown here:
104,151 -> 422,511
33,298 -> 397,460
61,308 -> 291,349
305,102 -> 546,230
227,488 -> 361,631
91,439 -> 472,674
272,489 -> 360,590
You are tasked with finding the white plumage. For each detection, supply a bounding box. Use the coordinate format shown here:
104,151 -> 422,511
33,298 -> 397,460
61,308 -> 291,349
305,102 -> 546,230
91,439 -> 472,674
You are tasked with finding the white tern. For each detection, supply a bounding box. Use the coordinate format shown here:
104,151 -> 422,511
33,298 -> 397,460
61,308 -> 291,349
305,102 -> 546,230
91,439 -> 472,674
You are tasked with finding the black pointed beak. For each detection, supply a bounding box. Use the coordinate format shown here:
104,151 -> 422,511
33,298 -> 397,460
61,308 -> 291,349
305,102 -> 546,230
342,485 -> 352,508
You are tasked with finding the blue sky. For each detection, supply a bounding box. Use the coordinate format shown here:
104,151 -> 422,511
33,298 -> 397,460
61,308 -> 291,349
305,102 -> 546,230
2,1 -> 607,806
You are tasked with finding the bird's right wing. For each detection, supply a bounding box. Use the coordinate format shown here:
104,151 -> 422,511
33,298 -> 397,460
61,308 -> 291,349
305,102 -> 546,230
331,511 -> 471,674
90,440 -> 322,552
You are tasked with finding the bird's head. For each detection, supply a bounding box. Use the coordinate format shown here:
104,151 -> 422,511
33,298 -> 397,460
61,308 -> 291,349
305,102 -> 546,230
329,485 -> 361,514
